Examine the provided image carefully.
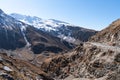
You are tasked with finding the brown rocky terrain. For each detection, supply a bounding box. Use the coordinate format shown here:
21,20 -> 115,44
41,42 -> 120,80
0,53 -> 53,80
0,40 -> 119,80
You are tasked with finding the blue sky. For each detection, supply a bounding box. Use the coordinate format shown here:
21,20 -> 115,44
0,0 -> 120,30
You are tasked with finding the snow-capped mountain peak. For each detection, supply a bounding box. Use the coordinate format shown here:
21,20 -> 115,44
10,13 -> 71,31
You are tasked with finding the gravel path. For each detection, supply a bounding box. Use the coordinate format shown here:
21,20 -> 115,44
89,42 -> 120,52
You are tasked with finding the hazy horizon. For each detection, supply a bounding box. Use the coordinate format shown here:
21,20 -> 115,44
0,0 -> 120,30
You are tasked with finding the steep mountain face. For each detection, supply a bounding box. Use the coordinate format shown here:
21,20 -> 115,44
90,19 -> 120,46
10,13 -> 97,43
0,9 -> 28,50
25,27 -> 74,54
0,9 -> 73,54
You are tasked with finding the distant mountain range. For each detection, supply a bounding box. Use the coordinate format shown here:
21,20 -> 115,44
10,13 -> 97,44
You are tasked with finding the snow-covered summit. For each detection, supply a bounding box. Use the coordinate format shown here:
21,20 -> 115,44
10,13 -> 71,31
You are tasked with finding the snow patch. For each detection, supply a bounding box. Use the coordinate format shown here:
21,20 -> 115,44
58,34 -> 76,43
3,66 -> 12,71
20,26 -> 31,47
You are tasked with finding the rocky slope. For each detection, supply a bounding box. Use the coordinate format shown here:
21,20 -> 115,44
0,53 -> 53,80
41,19 -> 120,80
41,42 -> 120,80
90,19 -> 120,46
0,41 -> 119,80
